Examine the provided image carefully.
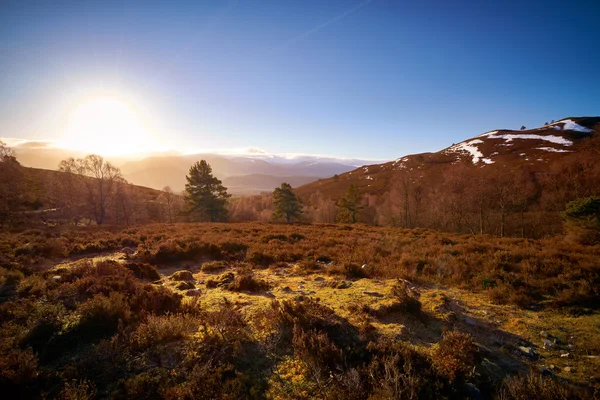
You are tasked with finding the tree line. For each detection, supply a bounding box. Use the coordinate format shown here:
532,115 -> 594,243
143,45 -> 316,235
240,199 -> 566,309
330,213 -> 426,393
229,129 -> 600,239
2,134 -> 600,241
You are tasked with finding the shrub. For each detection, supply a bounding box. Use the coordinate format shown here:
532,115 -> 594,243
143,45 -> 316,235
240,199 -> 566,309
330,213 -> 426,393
58,379 -> 97,400
0,267 -> 24,286
0,348 -> 39,386
206,272 -> 235,289
125,262 -> 160,281
131,314 -> 199,350
431,330 -> 478,382
247,251 -> 276,267
227,271 -> 270,293
562,197 -> 600,244
498,373 -> 585,400
387,281 -> 422,318
75,292 -> 131,338
343,262 -> 368,279
220,242 -> 248,260
17,275 -> 48,298
201,260 -> 228,272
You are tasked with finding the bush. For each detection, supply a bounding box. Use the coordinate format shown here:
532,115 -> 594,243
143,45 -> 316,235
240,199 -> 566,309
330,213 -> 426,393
75,292 -> 131,338
200,260 -> 228,272
498,373 -> 586,400
125,262 -> 160,281
131,314 -> 199,350
343,262 -> 368,279
247,251 -> 276,267
0,267 -> 24,286
431,330 -> 478,382
562,197 -> 600,244
227,271 -> 270,293
387,281 -> 423,318
58,379 -> 97,400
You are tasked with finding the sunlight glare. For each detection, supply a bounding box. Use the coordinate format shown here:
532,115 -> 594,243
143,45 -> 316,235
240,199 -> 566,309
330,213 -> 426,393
62,95 -> 157,156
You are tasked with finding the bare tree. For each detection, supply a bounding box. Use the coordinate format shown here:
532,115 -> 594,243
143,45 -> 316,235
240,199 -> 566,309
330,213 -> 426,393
158,186 -> 177,223
0,141 -> 24,225
58,155 -> 122,225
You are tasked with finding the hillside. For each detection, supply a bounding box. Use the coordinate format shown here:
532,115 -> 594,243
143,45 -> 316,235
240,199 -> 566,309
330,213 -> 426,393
295,117 -> 600,200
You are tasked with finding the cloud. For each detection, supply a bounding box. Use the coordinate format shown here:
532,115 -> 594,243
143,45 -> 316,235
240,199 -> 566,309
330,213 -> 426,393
0,137 -> 59,150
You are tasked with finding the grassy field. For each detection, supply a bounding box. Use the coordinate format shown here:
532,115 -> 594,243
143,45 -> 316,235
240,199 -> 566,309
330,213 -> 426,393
1,222 -> 599,399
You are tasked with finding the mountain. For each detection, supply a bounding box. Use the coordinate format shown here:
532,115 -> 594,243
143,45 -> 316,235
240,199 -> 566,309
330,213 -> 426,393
222,174 -> 321,196
295,117 -> 600,200
6,142 -> 374,195
116,154 -> 367,194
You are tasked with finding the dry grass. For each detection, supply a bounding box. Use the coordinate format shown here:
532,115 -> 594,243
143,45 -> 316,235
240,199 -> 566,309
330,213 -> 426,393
0,222 -> 598,399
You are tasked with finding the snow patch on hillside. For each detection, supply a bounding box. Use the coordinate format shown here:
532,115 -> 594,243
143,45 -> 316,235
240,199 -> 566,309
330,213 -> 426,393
554,119 -> 593,133
536,147 -> 572,153
478,130 -> 499,137
447,139 -> 488,164
486,133 -> 573,146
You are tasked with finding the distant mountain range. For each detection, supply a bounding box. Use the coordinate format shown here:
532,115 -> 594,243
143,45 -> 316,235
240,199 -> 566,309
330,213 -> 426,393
6,142 -> 377,195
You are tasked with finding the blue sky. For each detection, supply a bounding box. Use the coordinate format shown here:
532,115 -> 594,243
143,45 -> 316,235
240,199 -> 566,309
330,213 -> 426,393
0,0 -> 599,160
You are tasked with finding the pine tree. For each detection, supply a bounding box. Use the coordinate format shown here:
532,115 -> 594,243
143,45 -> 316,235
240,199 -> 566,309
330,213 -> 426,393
184,160 -> 231,222
336,184 -> 362,223
272,183 -> 303,223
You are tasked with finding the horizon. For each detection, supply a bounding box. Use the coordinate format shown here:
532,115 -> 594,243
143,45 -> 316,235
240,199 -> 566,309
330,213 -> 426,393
1,1 -> 599,160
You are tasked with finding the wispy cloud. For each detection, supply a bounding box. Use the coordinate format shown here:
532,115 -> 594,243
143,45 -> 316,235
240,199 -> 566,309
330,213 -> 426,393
270,0 -> 374,53
0,137 -> 59,150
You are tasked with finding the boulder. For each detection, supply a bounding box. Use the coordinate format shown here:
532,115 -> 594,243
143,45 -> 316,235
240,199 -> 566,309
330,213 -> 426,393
171,270 -> 195,281
518,346 -> 536,358
185,288 -> 202,296
175,281 -> 195,290
542,339 -> 554,349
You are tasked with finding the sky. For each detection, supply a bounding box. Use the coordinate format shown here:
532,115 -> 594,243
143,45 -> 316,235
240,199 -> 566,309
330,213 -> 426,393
0,0 -> 599,160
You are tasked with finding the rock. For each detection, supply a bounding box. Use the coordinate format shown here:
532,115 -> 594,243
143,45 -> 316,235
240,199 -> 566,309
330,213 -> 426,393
298,285 -> 305,289
176,281 -> 195,290
540,330 -> 549,338
280,286 -> 293,293
121,247 -> 136,255
560,353 -> 570,358
185,288 -> 202,296
361,264 -> 368,269
336,281 -> 352,289
465,317 -> 478,326
52,275 -> 61,281
313,276 -> 325,282
564,366 -> 572,373
171,270 -> 195,281
363,291 -> 384,297
568,344 -> 575,350
542,339 -> 554,349
518,346 -> 536,358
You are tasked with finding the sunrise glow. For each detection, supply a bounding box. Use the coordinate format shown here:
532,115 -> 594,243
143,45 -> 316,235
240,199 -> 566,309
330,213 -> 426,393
61,95 -> 158,156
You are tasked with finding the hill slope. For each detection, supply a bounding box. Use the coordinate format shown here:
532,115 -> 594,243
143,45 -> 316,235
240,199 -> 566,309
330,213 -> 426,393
296,117 -> 600,200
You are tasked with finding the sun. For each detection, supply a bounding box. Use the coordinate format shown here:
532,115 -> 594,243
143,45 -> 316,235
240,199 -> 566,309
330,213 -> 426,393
62,95 -> 157,156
